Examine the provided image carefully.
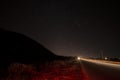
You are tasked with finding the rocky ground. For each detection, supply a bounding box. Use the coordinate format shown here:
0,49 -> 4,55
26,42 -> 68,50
0,60 -> 86,80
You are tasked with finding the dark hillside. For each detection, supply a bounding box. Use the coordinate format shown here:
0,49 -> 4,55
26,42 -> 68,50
0,29 -> 56,65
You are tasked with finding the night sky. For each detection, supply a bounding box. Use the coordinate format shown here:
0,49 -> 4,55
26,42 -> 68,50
0,0 -> 120,57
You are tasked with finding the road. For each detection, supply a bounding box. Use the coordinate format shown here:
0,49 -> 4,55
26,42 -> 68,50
80,58 -> 120,80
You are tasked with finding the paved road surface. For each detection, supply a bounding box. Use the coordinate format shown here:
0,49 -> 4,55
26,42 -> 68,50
80,59 -> 120,80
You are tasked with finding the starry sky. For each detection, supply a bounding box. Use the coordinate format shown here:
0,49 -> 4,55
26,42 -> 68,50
0,0 -> 120,57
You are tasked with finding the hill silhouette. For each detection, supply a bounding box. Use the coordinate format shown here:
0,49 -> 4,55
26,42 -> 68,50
0,29 -> 57,65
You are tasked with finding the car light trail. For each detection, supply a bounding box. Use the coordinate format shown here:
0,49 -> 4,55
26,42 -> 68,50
81,58 -> 120,69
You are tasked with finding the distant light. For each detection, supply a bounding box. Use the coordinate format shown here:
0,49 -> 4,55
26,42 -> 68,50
105,57 -> 108,60
77,57 -> 81,60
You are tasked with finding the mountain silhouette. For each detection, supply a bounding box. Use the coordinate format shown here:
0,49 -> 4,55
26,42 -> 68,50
0,29 -> 57,65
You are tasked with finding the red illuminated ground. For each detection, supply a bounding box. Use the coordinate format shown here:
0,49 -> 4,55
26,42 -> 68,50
1,59 -> 120,80
1,60 -> 87,80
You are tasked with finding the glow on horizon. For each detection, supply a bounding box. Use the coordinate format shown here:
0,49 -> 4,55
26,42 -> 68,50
77,56 -> 81,60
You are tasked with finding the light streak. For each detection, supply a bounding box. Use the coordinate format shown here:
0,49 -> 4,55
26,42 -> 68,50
81,58 -> 120,69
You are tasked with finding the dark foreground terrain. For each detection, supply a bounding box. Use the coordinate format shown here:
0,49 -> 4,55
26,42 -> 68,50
0,60 -> 87,80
